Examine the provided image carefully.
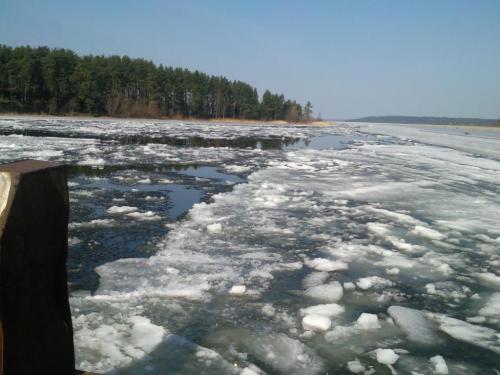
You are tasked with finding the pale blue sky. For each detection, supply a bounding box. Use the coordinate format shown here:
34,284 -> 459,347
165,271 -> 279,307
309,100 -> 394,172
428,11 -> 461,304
1,0 -> 499,119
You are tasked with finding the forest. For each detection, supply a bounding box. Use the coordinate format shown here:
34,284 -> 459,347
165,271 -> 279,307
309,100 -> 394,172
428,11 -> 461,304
0,45 -> 313,121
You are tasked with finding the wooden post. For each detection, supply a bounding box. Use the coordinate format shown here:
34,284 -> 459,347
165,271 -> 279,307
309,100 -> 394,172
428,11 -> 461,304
0,160 -> 74,375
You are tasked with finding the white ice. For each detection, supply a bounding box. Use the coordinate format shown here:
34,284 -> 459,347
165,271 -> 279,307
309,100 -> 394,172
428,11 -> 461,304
305,282 -> 344,302
299,303 -> 345,318
430,355 -> 449,374
388,306 -> 442,345
355,313 -> 381,330
375,348 -> 399,365
3,118 -> 500,373
302,314 -> 332,331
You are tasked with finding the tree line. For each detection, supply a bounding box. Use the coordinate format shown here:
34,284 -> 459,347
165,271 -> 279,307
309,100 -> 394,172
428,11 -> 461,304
0,45 -> 313,121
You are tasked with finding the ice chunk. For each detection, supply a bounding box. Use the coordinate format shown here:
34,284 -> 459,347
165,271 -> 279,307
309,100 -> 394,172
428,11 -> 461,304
73,315 -> 166,372
68,237 -> 82,246
195,346 -> 220,360
356,276 -> 393,290
78,157 -> 105,166
346,359 -> 365,373
479,293 -> 500,316
243,332 -> 324,374
261,304 -> 276,317
363,206 -> 420,226
343,282 -> 356,290
356,313 -> 380,330
437,263 -> 453,275
302,314 -> 332,331
249,269 -> 274,280
107,205 -> 138,214
324,325 -> 357,342
305,282 -> 343,302
158,178 -> 173,184
305,258 -> 348,272
225,165 -> 251,173
427,312 -> 500,354
70,219 -> 116,228
240,367 -> 259,375
162,334 -> 240,372
411,225 -> 445,240
126,211 -> 161,221
375,348 -> 399,365
473,272 -> 500,288
229,285 -> 246,295
430,355 -> 448,374
367,222 -> 391,236
302,272 -> 329,288
385,267 -> 400,275
300,303 -> 345,318
467,316 -> 486,324
388,306 -> 442,345
388,238 -> 421,254
207,222 -> 223,233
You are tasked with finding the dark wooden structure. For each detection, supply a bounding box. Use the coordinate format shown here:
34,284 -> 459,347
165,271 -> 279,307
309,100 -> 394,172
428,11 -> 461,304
0,160 -> 75,375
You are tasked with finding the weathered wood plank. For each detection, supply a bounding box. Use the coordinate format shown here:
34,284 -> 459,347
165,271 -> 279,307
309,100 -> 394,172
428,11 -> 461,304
0,160 -> 74,375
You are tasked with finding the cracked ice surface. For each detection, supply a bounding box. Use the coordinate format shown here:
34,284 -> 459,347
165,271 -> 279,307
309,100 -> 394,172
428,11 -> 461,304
1,118 -> 499,373
0,116 -> 345,140
71,124 -> 500,374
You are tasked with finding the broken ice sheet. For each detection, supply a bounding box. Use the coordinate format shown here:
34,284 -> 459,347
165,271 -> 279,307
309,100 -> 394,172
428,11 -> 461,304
3,118 -> 500,373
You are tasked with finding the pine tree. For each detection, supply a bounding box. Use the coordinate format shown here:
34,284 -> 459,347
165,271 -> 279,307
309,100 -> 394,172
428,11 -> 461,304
0,44 -> 312,121
304,101 -> 313,122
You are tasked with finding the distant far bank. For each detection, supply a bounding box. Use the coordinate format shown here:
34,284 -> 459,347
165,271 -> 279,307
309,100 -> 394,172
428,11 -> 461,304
350,115 -> 500,127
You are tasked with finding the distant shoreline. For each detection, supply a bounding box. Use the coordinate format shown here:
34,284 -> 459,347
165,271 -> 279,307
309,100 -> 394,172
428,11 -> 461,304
361,122 -> 500,132
0,113 -> 336,126
350,115 -> 500,127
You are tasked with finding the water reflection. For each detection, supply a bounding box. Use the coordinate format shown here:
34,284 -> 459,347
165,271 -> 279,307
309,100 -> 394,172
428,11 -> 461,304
67,164 -> 244,292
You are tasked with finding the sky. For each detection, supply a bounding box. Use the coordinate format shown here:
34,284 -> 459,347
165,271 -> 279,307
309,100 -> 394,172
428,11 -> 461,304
1,0 -> 499,119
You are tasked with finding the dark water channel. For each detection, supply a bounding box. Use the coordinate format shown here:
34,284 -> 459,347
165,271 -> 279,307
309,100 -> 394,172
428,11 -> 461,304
67,132 -> 357,293
68,165 -> 245,292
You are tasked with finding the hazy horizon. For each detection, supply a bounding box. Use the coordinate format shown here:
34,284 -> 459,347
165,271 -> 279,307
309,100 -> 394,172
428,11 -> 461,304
1,0 -> 499,119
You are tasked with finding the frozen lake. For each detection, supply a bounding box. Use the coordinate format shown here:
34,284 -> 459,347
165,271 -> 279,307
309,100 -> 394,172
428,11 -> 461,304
1,117 -> 499,374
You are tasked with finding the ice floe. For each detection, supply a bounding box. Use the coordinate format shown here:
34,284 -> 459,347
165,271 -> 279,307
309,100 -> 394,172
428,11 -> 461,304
305,282 -> 344,302
430,355 -> 449,374
356,313 -> 381,330
375,348 -> 399,365
388,306 -> 442,345
302,314 -> 332,331
3,118 -> 500,373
